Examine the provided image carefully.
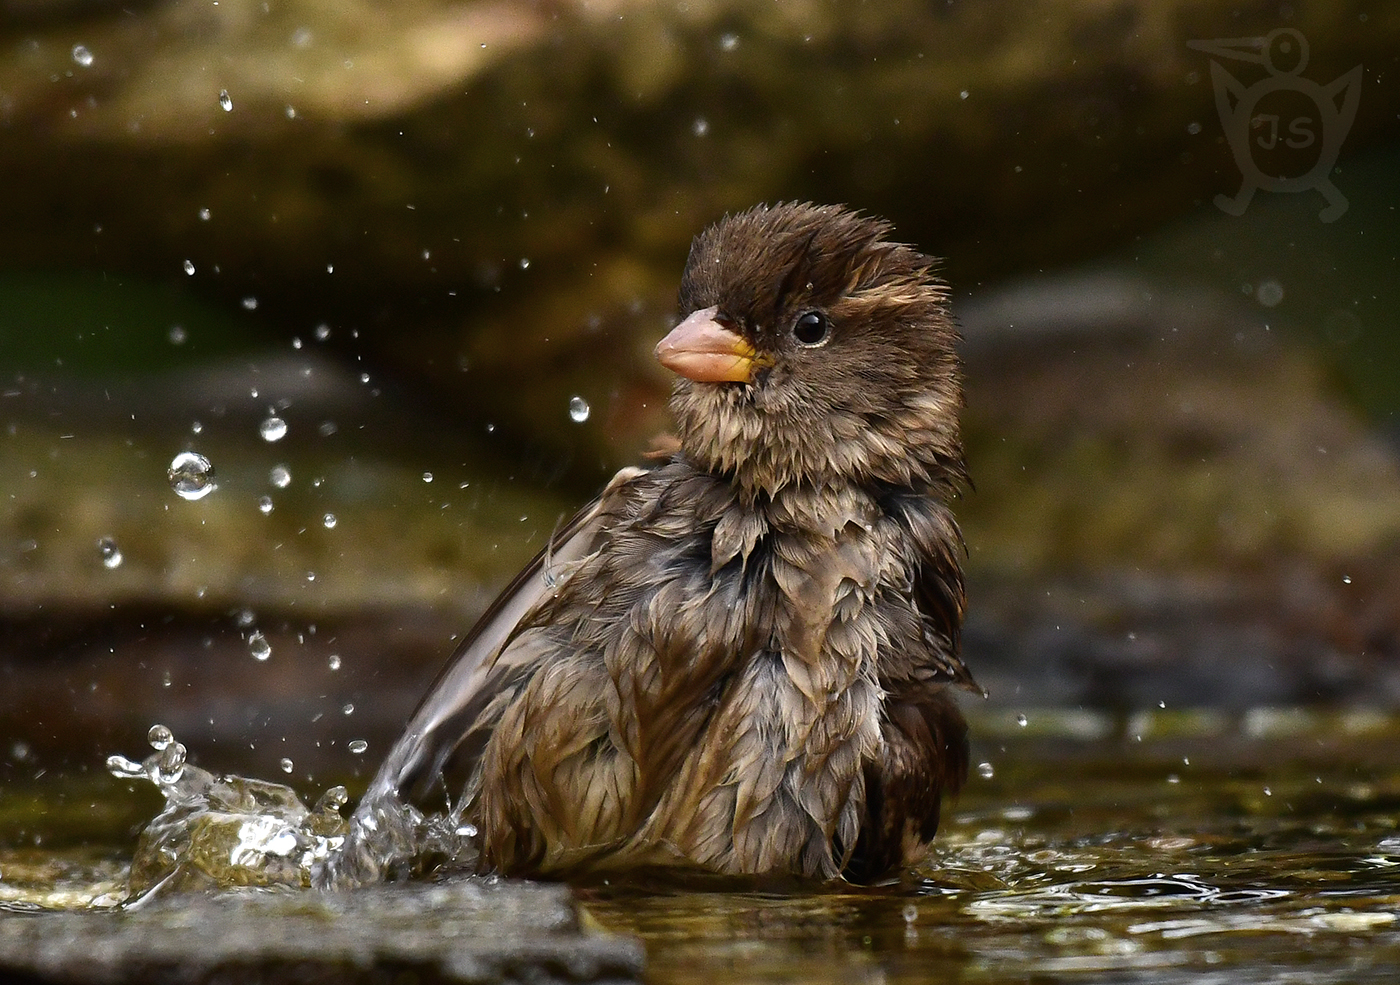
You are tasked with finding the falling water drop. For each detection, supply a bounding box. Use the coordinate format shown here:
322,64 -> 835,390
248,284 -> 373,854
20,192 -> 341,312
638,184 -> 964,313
568,395 -> 591,423
183,259 -> 195,276
977,762 -> 995,779
260,416 -> 287,442
279,758 -> 295,774
248,630 -> 272,661
147,724 -> 173,750
219,89 -> 233,112
168,452 -> 216,500
327,654 -> 342,671
322,513 -> 337,529
348,739 -> 368,755
269,465 -> 292,488
258,496 -> 274,515
1016,713 -> 1028,727
72,45 -> 94,67
97,537 -> 123,569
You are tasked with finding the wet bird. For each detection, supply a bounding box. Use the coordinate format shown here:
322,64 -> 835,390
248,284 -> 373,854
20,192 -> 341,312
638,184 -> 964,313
333,202 -> 976,884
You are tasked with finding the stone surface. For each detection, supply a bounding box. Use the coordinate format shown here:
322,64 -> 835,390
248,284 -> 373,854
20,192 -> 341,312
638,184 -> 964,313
0,879 -> 643,984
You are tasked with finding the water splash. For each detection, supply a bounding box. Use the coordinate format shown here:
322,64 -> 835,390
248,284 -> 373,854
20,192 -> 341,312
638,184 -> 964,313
106,726 -> 348,899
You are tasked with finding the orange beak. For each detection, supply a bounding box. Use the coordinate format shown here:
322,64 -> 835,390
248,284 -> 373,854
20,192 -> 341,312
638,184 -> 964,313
655,306 -> 763,384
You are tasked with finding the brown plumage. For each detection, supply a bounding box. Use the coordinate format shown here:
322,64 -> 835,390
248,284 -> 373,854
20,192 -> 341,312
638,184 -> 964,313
327,202 -> 976,884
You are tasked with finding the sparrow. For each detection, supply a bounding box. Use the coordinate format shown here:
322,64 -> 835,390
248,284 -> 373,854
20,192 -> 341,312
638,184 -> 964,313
326,202 -> 976,886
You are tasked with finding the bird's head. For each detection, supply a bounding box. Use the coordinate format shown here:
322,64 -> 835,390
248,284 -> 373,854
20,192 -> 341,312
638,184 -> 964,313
657,202 -> 963,498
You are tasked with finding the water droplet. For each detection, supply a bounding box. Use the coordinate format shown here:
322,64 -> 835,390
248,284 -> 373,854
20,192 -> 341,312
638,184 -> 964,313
568,395 -> 591,423
1343,575 -> 1352,584
169,325 -> 187,345
692,117 -> 709,137
242,296 -> 258,310
260,416 -> 287,442
235,609 -> 256,627
720,33 -> 739,51
183,259 -> 195,276
348,739 -> 368,755
342,702 -> 354,716
317,421 -> 337,437
902,903 -> 918,924
322,513 -> 337,529
219,89 -> 233,112
269,465 -> 292,488
248,630 -> 272,661
977,761 -> 995,779
314,324 -> 330,341
97,537 -> 123,569
1263,786 -> 1273,796
148,724 -> 174,750
518,258 -> 530,270
1256,279 -> 1284,308
199,207 -> 211,221
258,495 -> 274,515
327,654 -> 341,671
168,451 -> 217,500
1186,121 -> 1202,135
279,757 -> 294,774
1016,713 -> 1028,727
959,89 -> 970,100
422,471 -> 433,483
72,45 -> 93,67
1158,700 -> 1167,709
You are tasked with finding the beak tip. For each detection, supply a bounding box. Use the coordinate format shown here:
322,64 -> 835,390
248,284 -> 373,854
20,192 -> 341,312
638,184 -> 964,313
654,307 -> 755,384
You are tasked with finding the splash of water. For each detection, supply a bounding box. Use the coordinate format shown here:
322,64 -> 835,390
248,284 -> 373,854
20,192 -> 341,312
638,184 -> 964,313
106,726 -> 350,900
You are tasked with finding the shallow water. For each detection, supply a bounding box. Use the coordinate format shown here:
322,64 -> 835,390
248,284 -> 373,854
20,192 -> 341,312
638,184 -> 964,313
5,707 -> 1400,982
581,710 -> 1400,983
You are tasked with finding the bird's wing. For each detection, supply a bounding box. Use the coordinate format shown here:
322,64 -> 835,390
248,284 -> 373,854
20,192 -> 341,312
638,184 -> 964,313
886,491 -> 983,694
361,466 -> 649,810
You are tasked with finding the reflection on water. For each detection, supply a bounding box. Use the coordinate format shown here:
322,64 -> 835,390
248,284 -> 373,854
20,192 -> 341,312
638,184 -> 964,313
4,709 -> 1400,982
579,710 -> 1400,984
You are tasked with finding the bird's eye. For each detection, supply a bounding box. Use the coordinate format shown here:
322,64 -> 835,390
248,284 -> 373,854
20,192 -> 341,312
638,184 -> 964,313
791,311 -> 830,347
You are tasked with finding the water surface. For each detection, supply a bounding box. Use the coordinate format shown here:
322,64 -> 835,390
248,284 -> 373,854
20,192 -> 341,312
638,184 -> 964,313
6,707 -> 1398,983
